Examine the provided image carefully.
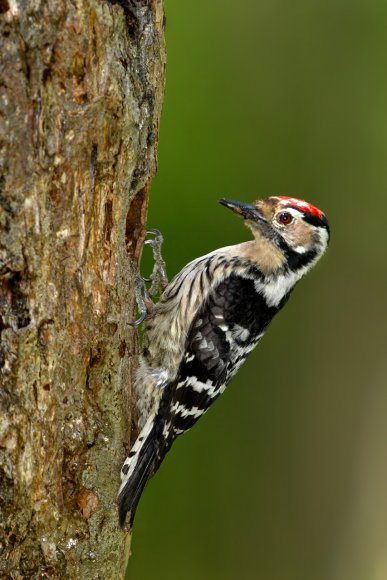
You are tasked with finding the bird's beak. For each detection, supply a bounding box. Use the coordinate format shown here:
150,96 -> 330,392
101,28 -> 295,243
219,198 -> 267,223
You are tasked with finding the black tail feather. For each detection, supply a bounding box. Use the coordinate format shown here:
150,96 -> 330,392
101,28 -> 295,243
118,426 -> 158,528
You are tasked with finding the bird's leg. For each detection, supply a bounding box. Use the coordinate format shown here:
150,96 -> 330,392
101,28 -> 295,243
128,229 -> 168,327
144,229 -> 168,297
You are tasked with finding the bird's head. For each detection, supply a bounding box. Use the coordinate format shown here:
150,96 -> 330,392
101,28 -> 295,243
220,195 -> 329,270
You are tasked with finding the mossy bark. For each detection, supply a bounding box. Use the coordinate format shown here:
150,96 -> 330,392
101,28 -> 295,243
0,0 -> 165,577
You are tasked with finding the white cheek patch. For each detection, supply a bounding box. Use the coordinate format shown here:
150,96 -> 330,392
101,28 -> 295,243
275,207 -> 329,254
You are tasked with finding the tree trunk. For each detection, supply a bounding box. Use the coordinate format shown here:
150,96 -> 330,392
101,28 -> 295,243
0,0 -> 165,577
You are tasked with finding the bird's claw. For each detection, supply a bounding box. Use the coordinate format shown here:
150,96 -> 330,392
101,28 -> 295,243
128,266 -> 149,328
128,228 -> 168,328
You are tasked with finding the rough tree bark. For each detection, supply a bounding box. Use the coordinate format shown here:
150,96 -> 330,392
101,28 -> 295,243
0,0 -> 165,577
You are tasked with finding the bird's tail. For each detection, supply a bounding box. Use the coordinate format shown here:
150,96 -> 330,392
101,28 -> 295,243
117,415 -> 160,528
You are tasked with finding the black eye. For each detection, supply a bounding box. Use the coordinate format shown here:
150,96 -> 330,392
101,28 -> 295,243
278,212 -> 293,225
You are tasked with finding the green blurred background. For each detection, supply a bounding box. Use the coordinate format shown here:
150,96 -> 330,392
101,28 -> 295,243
128,1 -> 387,579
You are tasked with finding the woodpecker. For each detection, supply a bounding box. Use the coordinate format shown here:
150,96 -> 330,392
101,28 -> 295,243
118,196 -> 329,528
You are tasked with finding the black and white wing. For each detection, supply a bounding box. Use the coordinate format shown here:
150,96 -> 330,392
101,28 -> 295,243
118,270 -> 287,526
159,272 -> 280,452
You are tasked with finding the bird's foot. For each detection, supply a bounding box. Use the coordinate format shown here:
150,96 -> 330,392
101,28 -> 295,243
128,229 -> 168,327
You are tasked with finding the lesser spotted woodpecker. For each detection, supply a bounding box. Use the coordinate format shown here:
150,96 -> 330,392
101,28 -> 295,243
118,196 -> 330,527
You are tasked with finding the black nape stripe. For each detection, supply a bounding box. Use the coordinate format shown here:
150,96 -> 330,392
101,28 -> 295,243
302,212 -> 330,235
278,239 -> 318,271
287,248 -> 318,271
